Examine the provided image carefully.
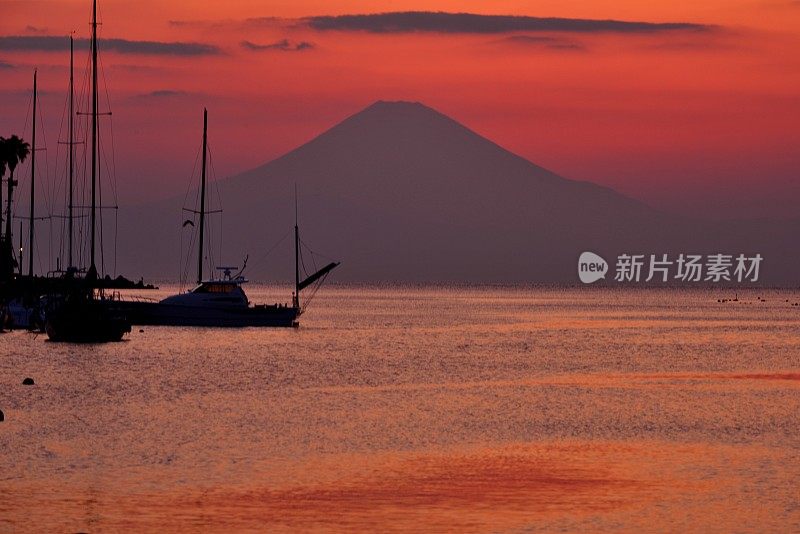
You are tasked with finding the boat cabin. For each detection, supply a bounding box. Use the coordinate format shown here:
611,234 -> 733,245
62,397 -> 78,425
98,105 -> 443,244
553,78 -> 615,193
160,274 -> 250,308
193,280 -> 242,294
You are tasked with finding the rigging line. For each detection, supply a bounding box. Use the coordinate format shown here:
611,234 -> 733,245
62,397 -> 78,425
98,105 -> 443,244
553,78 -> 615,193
201,142 -> 215,274
183,186 -> 201,285
208,144 -> 222,207
80,98 -> 89,271
54,79 -> 69,265
207,203 -> 216,274
179,220 -> 183,289
300,271 -> 331,313
181,209 -> 199,287
35,90 -> 56,272
76,48 -> 91,276
72,62 -> 90,267
207,143 -> 223,270
182,207 -> 221,214
299,241 -> 310,278
98,121 -> 105,276
298,240 -> 317,275
184,224 -> 198,286
98,67 -> 120,266
54,68 -> 69,259
34,219 -> 46,275
299,239 -> 319,272
73,52 -> 88,271
100,83 -> 120,277
78,49 -> 90,118
250,230 -> 290,269
182,145 -> 201,217
99,50 -> 119,205
182,116 -> 205,284
298,240 -> 315,276
203,145 -> 214,276
180,215 -> 187,286
78,48 -> 91,276
111,127 -> 118,208
180,217 -> 186,290
49,217 -> 53,274
184,220 -> 194,283
19,82 -> 32,140
14,215 -> 52,221
99,124 -> 117,276
299,237 -> 336,263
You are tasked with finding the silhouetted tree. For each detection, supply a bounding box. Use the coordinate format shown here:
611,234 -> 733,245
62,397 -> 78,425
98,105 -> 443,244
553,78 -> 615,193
2,135 -> 30,240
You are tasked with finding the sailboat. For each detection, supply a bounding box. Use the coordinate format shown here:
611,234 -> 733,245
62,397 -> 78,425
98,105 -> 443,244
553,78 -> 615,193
43,0 -> 131,342
1,68 -> 67,331
117,109 -> 339,327
5,38 -> 80,331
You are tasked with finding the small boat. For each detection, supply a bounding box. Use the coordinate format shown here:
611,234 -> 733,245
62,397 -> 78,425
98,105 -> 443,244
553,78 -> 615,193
45,304 -> 129,342
122,269 -> 301,327
116,109 -> 338,327
44,284 -> 130,343
6,297 -> 44,330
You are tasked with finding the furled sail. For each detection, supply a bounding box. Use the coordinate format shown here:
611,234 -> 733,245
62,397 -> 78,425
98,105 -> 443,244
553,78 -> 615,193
298,262 -> 340,291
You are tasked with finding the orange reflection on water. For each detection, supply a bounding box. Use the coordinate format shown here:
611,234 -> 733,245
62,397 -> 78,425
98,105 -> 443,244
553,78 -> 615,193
2,287 -> 799,531
178,445 -> 647,531
5,440 -> 797,532
0,442 -> 659,531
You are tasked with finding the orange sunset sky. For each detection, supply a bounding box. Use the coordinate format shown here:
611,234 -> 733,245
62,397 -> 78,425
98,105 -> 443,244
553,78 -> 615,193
1,0 -> 799,218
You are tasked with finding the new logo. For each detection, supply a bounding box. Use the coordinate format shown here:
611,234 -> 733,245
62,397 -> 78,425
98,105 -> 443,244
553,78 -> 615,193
578,251 -> 608,284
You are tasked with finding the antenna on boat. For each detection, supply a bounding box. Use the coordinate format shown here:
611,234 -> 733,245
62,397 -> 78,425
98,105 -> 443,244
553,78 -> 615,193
294,183 -> 299,308
28,69 -> 37,277
197,108 -> 208,285
233,254 -> 248,279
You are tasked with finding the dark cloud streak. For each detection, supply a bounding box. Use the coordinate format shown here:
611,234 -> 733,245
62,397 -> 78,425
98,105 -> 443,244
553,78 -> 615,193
0,35 -> 220,56
140,89 -> 189,98
241,39 -> 314,52
303,12 -> 711,34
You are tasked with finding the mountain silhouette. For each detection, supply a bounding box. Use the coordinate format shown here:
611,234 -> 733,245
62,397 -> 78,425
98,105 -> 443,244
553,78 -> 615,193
119,101 -> 799,284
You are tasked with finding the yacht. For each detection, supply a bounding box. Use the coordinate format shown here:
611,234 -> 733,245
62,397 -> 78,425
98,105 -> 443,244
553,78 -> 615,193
116,109 -> 338,327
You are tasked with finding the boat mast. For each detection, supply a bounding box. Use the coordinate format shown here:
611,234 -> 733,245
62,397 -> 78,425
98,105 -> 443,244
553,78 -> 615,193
28,69 -> 37,277
197,108 -> 207,285
294,186 -> 299,308
89,0 -> 98,274
68,34 -> 74,269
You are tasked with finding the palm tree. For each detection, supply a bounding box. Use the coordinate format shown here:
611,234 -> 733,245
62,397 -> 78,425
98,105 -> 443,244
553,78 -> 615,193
2,135 -> 30,241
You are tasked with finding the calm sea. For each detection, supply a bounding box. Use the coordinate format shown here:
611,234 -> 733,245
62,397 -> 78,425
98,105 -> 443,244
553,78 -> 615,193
1,285 -> 799,532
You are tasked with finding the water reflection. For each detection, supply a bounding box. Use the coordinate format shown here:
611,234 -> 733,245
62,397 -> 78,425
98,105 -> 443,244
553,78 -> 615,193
1,286 -> 798,531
